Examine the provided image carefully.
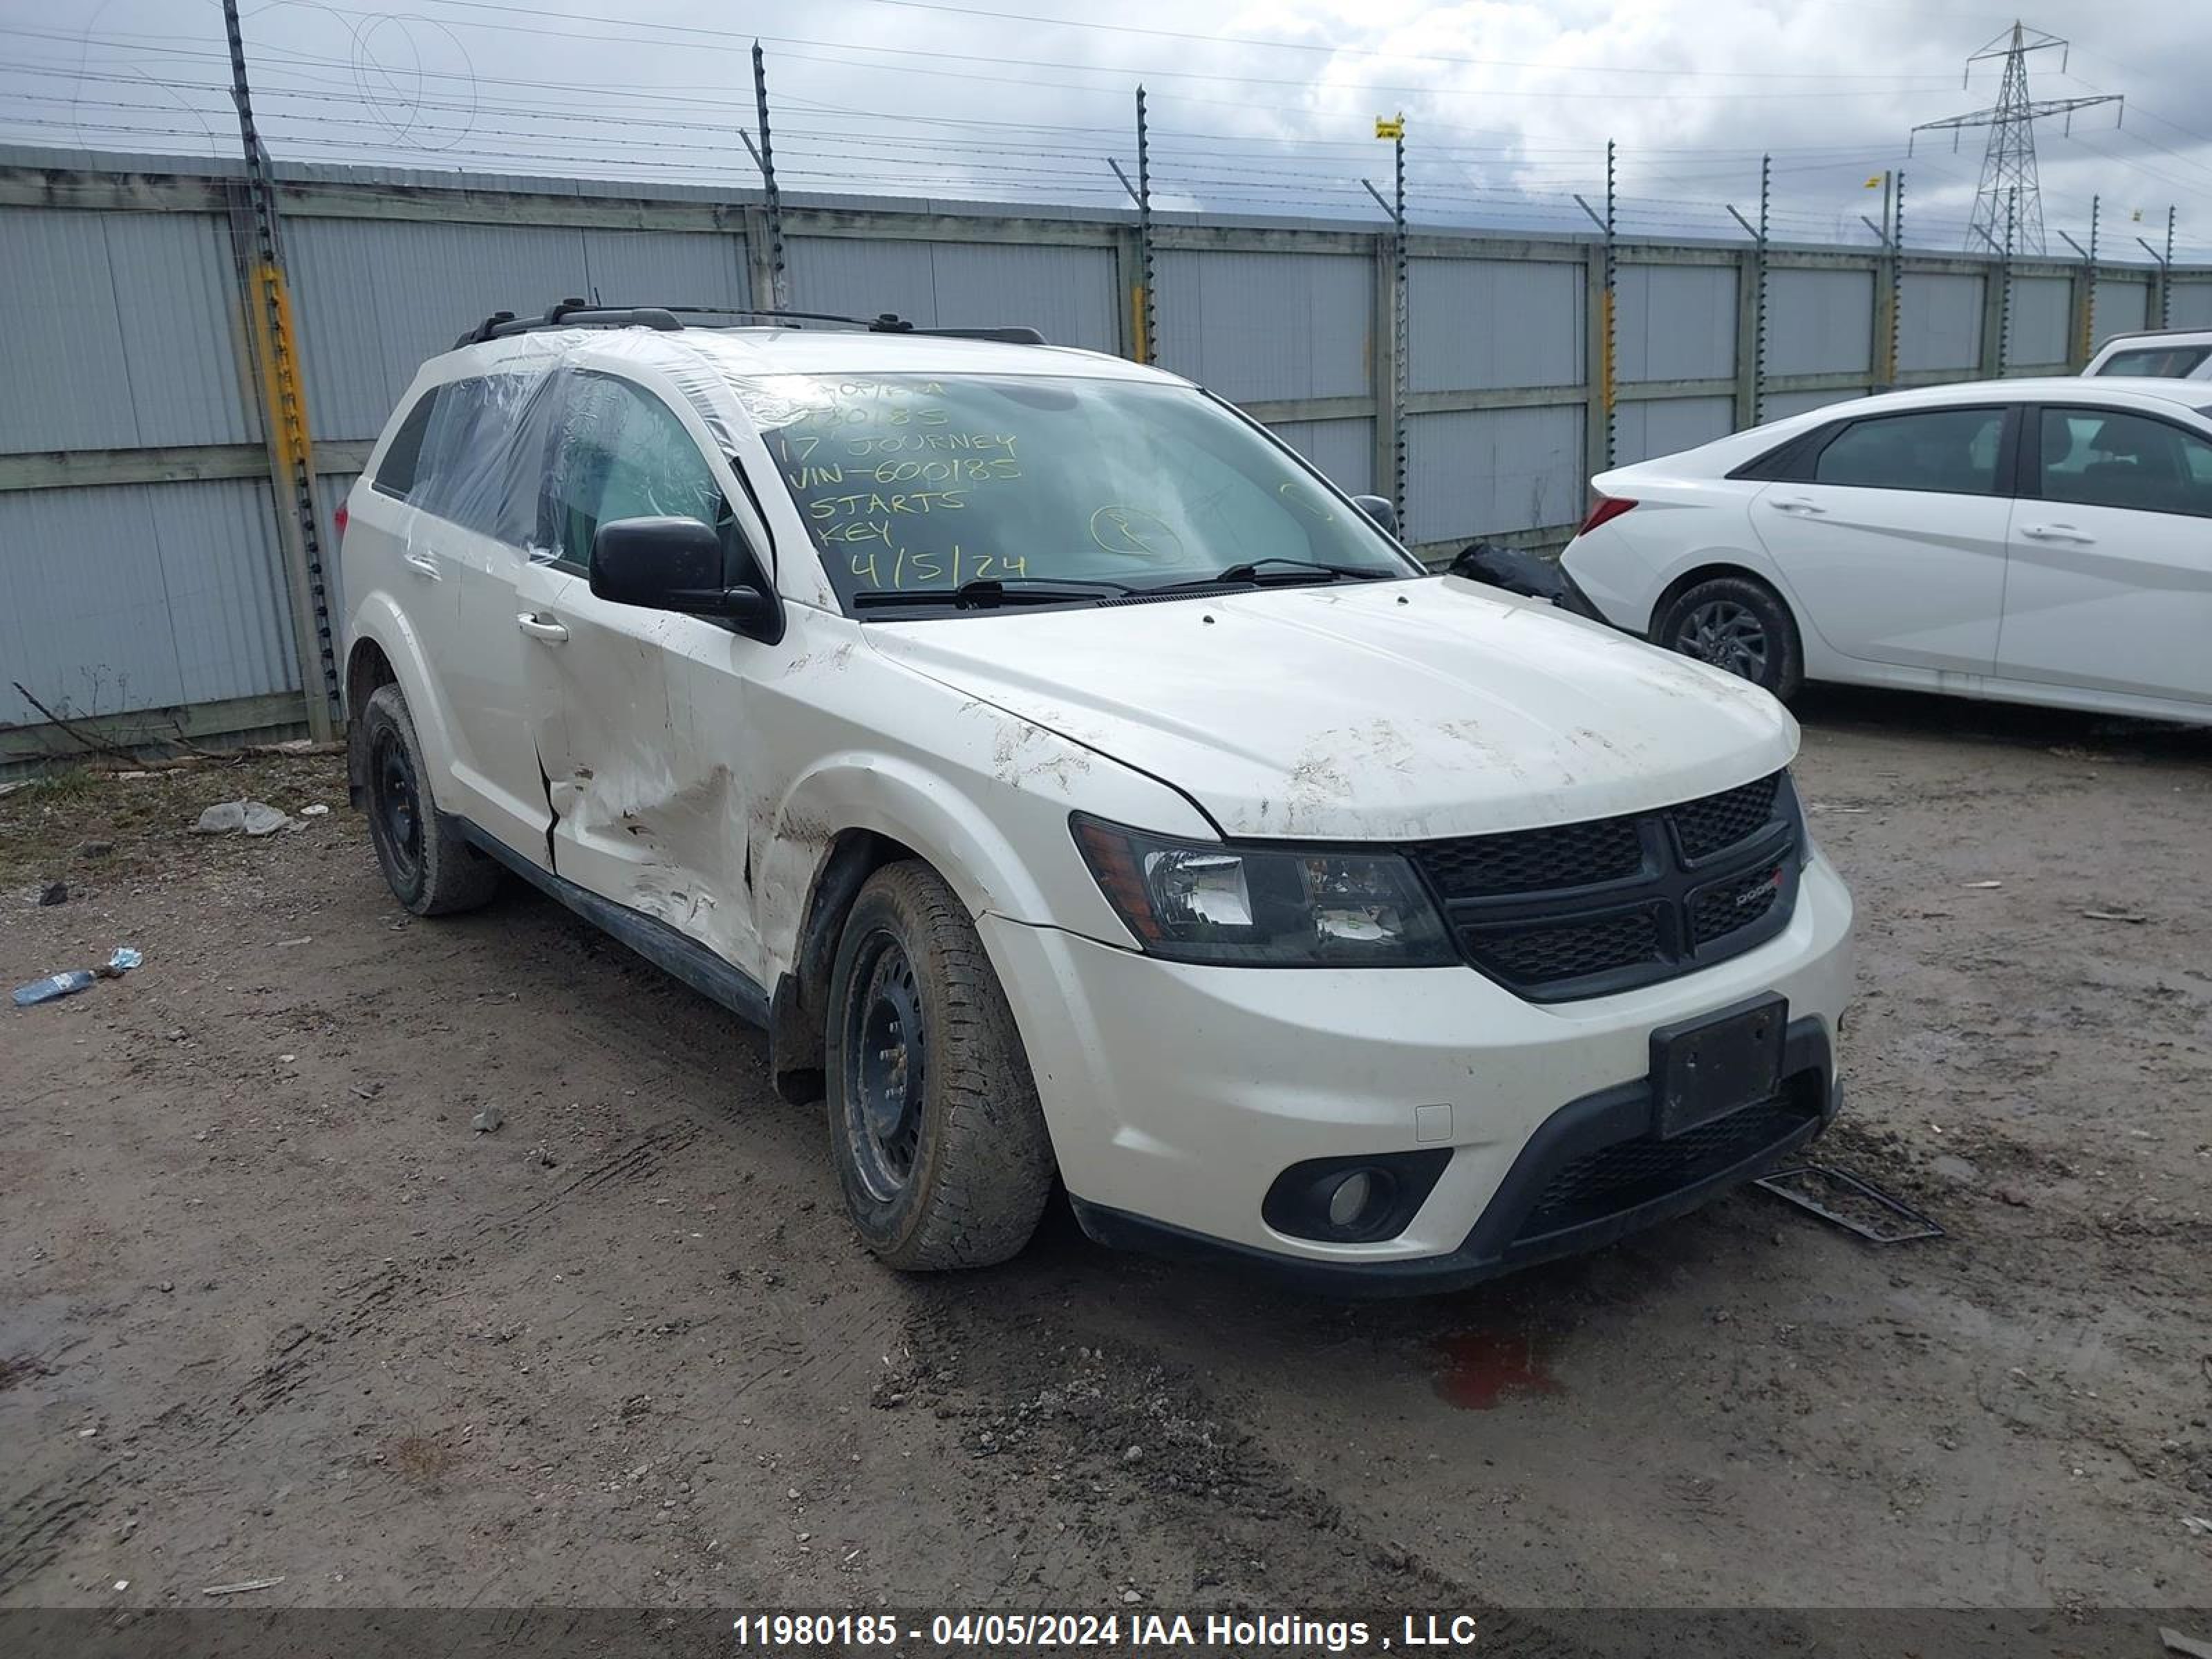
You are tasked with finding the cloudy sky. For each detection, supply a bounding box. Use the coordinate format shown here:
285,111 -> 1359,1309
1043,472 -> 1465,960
3,0 -> 2206,260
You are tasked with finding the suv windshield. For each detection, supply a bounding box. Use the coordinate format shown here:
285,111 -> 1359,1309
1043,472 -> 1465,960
731,373 -> 1414,611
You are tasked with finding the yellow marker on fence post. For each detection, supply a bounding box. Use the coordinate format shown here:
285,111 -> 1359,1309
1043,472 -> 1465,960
223,0 -> 337,741
1599,285 -> 1616,421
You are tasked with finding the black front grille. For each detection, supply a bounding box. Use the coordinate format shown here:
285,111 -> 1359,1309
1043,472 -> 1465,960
1416,814 -> 1644,899
1689,856 -> 1788,944
1473,908 -> 1662,983
1404,771 -> 1799,1000
1672,772 -> 1782,861
1515,1091 -> 1820,1243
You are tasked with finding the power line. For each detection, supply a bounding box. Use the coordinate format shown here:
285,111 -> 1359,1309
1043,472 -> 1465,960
0,17 -> 1970,106
406,0 -> 1969,84
6,14 -> 2202,249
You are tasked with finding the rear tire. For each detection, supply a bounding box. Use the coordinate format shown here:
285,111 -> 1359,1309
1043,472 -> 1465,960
1654,574 -> 1804,700
359,682 -> 502,917
825,861 -> 1055,1271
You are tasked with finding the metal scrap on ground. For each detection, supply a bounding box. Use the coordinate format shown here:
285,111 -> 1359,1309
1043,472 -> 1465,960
1754,1164 -> 1947,1244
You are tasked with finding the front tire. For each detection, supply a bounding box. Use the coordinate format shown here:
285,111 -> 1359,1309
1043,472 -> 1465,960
359,682 -> 501,917
825,862 -> 1055,1271
1654,574 -> 1804,700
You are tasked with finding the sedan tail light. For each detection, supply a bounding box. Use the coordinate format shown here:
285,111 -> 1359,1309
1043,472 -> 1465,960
1576,494 -> 1637,537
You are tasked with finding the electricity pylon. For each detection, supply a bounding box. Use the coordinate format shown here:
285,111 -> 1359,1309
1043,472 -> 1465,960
1911,20 -> 2121,256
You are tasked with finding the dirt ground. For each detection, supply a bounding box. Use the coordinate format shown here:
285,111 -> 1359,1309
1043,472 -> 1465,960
2,688 -> 2208,1646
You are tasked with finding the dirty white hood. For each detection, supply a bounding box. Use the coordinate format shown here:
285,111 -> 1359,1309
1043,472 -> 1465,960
868,576 -> 1798,841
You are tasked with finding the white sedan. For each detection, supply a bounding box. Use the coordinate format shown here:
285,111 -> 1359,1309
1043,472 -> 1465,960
1551,377 -> 2212,724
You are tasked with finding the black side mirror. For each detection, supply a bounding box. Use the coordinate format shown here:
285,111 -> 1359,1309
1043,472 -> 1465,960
590,516 -> 781,641
1351,494 -> 1398,538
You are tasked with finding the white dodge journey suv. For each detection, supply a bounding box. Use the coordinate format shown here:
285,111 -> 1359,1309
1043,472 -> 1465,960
339,301 -> 1855,1293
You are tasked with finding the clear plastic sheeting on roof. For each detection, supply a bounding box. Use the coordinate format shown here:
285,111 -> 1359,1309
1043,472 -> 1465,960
375,328 -> 773,576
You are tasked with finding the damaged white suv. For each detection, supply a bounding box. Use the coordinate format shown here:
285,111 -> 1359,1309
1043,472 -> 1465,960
339,303 -> 1855,1293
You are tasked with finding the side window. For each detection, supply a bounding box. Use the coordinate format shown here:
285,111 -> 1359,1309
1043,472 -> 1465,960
2036,408 -> 2212,518
547,377 -> 727,570
371,388 -> 440,500
1810,407 -> 2006,496
411,378 -> 492,523
414,378 -> 512,534
393,374 -> 559,543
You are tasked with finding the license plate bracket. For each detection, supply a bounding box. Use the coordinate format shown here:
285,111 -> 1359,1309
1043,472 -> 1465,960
1650,993 -> 1788,1139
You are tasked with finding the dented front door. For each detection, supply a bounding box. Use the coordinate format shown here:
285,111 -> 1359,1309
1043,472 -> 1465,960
513,371 -> 765,979
514,562 -> 760,966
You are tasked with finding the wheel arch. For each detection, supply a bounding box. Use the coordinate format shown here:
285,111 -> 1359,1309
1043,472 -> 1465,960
767,827 -> 919,1105
344,635 -> 398,807
755,744 -> 1184,1105
343,598 -> 476,835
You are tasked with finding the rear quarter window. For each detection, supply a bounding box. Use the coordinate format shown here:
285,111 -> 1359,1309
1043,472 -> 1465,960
371,389 -> 440,500
385,373 -> 559,543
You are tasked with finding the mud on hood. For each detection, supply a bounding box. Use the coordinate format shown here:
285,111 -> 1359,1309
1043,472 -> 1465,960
866,576 -> 1798,841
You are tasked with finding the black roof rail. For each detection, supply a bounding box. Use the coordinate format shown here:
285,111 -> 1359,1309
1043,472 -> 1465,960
852,311 -> 1046,344
454,302 -> 1048,349
911,325 -> 1050,344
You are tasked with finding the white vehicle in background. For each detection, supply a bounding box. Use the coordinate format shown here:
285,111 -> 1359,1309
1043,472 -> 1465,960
1548,377 -> 2212,725
2083,329 -> 2212,380
337,301 -> 1855,1295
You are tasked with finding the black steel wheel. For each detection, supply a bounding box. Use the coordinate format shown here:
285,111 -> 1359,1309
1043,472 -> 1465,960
841,932 -> 928,1204
823,861 -> 1056,1271
369,721 -> 424,890
356,682 -> 502,917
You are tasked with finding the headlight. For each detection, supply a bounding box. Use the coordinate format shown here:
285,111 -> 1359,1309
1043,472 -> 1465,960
1071,814 -> 1457,967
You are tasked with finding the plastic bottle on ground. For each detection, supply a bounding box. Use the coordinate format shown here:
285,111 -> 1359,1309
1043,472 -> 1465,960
12,970 -> 98,1007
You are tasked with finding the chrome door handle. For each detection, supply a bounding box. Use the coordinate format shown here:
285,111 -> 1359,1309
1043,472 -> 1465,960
1771,496 -> 1828,515
2021,523 -> 2094,544
400,552 -> 440,579
516,613 -> 569,643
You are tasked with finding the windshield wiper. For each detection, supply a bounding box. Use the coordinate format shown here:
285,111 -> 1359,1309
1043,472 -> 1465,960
1144,556 -> 1395,594
850,576 -> 1138,611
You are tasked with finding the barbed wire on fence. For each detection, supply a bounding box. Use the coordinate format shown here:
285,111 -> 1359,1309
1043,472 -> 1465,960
0,10 -> 2205,259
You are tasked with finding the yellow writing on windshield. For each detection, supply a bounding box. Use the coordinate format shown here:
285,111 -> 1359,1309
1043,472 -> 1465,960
1089,505 -> 1182,561
847,545 -> 1029,588
807,491 -> 967,521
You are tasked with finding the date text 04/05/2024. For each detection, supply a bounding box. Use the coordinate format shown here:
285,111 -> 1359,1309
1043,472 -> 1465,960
728,1613 -> 1486,1649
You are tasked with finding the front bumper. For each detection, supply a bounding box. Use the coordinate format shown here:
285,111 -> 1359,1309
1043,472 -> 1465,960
978,847 -> 1853,1291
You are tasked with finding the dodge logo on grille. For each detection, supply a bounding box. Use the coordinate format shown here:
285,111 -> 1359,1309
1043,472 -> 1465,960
1735,868 -> 1784,906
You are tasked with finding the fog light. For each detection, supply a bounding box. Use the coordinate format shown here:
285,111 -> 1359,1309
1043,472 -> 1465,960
1326,1170 -> 1374,1228
1262,1149 -> 1450,1244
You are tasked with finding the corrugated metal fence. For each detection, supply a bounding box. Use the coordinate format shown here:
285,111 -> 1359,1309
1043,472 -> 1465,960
4,143 -> 2209,761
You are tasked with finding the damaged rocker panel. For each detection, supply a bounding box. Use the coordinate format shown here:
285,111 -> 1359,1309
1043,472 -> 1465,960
452,814 -> 772,1029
